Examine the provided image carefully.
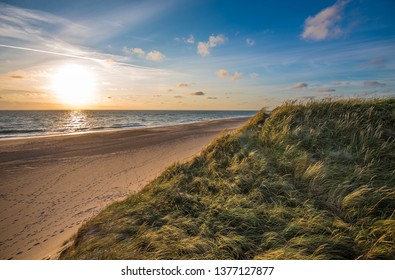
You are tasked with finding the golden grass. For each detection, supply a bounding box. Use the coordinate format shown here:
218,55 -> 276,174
60,98 -> 395,260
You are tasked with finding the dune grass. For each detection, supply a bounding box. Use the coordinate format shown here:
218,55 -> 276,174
60,98 -> 395,260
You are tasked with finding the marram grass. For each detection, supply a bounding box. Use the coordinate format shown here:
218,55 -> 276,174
60,98 -> 395,260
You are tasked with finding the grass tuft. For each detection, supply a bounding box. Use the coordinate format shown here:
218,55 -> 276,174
60,98 -> 395,259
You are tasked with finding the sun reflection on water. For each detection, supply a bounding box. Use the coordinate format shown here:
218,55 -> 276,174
65,111 -> 88,132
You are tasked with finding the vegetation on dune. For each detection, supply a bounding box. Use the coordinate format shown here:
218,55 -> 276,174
60,98 -> 395,260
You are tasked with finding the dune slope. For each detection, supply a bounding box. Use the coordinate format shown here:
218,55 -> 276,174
60,98 -> 395,260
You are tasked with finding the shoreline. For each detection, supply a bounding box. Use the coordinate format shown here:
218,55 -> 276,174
0,116 -> 253,141
0,117 -> 250,260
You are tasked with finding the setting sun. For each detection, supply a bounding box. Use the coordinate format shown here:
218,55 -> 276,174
51,64 -> 96,106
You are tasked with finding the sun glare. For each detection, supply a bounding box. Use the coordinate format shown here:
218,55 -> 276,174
51,64 -> 96,106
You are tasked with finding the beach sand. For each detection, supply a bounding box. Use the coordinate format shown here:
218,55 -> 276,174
0,117 -> 249,260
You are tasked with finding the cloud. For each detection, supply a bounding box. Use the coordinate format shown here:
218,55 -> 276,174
122,46 -> 132,55
146,50 -> 165,61
0,3 -> 174,74
290,82 -> 308,89
0,38 -> 166,74
364,57 -> 387,69
186,35 -> 195,44
231,72 -> 243,81
207,97 -> 217,99
107,96 -> 112,99
197,42 -> 210,57
173,95 -> 183,98
249,72 -> 259,78
216,69 -> 228,78
363,81 -> 386,87
197,34 -> 226,56
0,3 -> 89,45
367,58 -> 386,65
208,34 -> 226,47
246,38 -> 255,46
175,34 -> 195,44
217,71 -> 243,81
302,0 -> 349,41
11,75 -> 23,79
133,48 -> 145,57
177,83 -> 190,88
190,91 -> 205,96
123,47 -> 146,57
0,1 -> 173,46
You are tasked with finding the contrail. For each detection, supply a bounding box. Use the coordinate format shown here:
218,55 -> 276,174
0,44 -> 161,71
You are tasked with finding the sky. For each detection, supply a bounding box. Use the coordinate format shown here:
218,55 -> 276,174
0,0 -> 394,110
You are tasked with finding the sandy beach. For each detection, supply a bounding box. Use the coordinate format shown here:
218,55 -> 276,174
0,117 -> 249,260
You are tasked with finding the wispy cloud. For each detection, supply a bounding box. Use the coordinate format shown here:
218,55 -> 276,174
0,43 -> 101,64
197,34 -> 226,57
207,97 -> 217,99
363,57 -> 387,69
367,58 -> 386,65
290,82 -> 308,89
231,72 -> 243,81
216,69 -> 228,78
0,43 -> 164,71
249,72 -> 259,78
302,0 -> 349,41
363,80 -> 386,87
0,3 -> 89,46
0,3 -> 170,73
186,35 -> 195,44
246,38 -> 255,46
177,83 -> 190,88
175,34 -> 195,44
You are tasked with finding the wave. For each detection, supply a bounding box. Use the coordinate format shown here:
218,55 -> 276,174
0,129 -> 45,135
109,123 -> 146,129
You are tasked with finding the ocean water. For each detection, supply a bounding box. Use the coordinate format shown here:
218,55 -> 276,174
0,110 -> 257,139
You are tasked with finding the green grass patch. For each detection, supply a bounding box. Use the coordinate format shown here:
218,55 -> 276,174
60,98 -> 395,260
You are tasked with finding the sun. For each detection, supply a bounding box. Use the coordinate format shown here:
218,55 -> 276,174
51,64 -> 96,107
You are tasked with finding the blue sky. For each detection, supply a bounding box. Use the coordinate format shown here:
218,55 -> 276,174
0,0 -> 394,109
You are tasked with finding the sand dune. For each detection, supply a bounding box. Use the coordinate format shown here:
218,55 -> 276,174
0,117 -> 249,260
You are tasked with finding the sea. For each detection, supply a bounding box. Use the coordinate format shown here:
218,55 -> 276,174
0,110 -> 257,139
